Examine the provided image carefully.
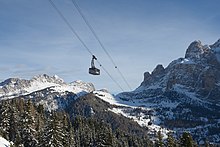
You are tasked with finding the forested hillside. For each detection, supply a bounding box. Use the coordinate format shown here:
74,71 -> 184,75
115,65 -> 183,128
0,97 -> 205,147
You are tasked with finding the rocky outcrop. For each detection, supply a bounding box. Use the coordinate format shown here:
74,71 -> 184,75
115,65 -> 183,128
151,64 -> 165,76
138,39 -> 220,103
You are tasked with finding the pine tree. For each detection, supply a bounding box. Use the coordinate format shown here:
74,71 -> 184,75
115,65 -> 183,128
14,132 -> 23,147
20,99 -> 37,147
155,130 -> 164,147
114,129 -> 129,147
8,106 -> 18,141
68,128 -> 75,147
204,138 -> 210,147
72,116 -> 82,147
142,136 -> 153,147
179,132 -> 197,147
60,112 -> 75,147
0,100 -> 11,140
38,112 -> 65,147
166,132 -> 176,147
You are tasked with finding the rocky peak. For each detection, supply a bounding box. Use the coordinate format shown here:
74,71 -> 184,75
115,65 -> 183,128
143,72 -> 151,82
0,78 -> 20,86
32,74 -> 64,84
141,64 -> 165,87
185,40 -> 207,59
137,39 -> 220,103
151,64 -> 165,76
70,80 -> 95,92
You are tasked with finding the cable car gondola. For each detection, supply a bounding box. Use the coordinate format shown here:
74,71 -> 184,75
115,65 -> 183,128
89,55 -> 100,75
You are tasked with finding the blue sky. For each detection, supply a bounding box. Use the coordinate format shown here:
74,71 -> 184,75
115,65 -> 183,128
0,0 -> 220,93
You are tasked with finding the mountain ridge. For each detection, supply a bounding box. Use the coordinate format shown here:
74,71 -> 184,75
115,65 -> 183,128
0,74 -> 95,100
132,39 -> 220,104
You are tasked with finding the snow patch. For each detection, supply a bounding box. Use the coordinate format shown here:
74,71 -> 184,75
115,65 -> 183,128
0,136 -> 11,147
180,58 -> 194,64
95,90 -> 155,108
53,75 -> 64,83
24,81 -> 59,94
109,107 -> 169,139
38,99 -> 58,111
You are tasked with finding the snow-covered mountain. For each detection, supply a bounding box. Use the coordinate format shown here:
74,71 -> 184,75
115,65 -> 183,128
0,74 -> 94,98
0,39 -> 220,145
0,74 -> 95,111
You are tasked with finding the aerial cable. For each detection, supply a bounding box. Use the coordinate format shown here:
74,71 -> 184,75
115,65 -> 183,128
48,0 -> 93,56
71,0 -> 132,91
96,60 -> 124,91
48,0 -> 124,92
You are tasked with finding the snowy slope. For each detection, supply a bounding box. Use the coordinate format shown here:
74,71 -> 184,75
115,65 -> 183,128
94,90 -> 170,139
94,82 -> 220,143
0,137 -> 10,147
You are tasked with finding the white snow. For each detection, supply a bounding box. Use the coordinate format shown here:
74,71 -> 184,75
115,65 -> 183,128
94,90 -> 128,106
0,136 -> 11,147
180,58 -> 194,64
24,81 -> 59,94
95,90 -> 170,139
108,107 -> 151,127
53,75 -> 64,82
95,90 -> 154,108
38,99 -> 58,111
109,107 -> 169,139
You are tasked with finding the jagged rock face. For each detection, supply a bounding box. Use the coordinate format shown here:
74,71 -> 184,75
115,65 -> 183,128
0,78 -> 31,96
141,64 -> 165,87
31,74 -> 65,84
151,64 -> 165,76
185,40 -> 210,59
139,39 -> 220,103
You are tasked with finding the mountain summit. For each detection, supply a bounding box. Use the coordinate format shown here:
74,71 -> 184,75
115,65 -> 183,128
134,39 -> 220,104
